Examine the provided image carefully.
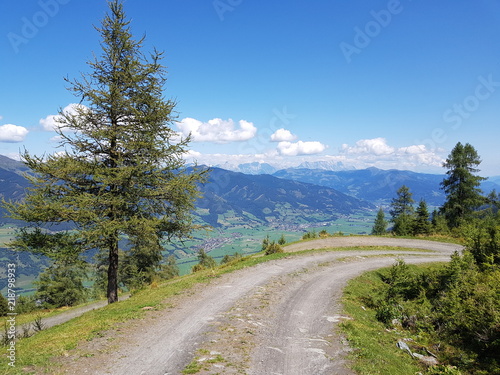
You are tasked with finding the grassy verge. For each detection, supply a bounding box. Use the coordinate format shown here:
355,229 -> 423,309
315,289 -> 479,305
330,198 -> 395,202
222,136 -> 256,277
340,263 -> 446,375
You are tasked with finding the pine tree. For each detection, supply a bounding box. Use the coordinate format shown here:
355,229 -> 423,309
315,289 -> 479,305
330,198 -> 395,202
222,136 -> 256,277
278,234 -> 286,245
431,209 -> 450,235
3,1 -> 206,303
389,185 -> 415,236
441,142 -> 485,228
413,200 -> 431,236
371,208 -> 388,235
389,185 -> 414,219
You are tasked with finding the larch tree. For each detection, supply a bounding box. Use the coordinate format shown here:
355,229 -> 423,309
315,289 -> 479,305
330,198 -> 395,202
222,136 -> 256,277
441,142 -> 485,228
3,1 -> 207,303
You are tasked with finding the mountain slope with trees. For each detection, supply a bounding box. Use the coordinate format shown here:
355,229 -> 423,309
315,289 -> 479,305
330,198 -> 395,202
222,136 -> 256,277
273,167 -> 500,206
195,167 -> 374,228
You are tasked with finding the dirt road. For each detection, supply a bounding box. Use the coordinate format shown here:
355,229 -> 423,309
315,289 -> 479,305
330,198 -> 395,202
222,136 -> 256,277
58,237 -> 462,375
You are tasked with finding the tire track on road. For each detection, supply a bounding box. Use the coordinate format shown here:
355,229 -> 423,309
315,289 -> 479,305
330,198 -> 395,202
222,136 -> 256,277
58,238 -> 462,375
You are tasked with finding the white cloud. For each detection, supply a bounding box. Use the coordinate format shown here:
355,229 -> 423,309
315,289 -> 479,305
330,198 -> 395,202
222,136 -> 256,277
341,137 -> 395,155
182,137 -> 445,174
339,138 -> 444,170
0,124 -> 29,142
2,152 -> 22,161
276,140 -> 327,156
40,103 -> 86,132
176,117 -> 257,143
270,128 -> 298,142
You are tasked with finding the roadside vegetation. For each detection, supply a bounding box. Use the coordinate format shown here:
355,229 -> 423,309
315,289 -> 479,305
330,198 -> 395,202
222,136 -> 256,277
343,142 -> 500,375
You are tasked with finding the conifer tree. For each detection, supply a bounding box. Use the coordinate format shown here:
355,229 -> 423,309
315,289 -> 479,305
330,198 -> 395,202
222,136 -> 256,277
371,208 -> 388,235
389,185 -> 415,236
413,200 -> 431,236
3,1 -> 206,303
441,142 -> 485,228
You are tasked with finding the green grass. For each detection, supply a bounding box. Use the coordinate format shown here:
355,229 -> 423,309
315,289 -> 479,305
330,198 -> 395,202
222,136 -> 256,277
340,263 -> 446,375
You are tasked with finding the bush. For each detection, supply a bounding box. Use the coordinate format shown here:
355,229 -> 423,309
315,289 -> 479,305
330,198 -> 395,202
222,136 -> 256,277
382,258 -> 420,301
191,263 -> 206,273
16,295 -> 39,314
221,252 -> 242,265
302,230 -> 318,240
35,261 -> 87,308
192,249 -> 216,273
370,248 -> 500,374
375,301 -> 403,326
264,241 -> 284,255
426,365 -> 463,375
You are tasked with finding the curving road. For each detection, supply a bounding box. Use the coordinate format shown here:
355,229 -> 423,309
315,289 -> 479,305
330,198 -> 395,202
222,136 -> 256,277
58,237 -> 462,375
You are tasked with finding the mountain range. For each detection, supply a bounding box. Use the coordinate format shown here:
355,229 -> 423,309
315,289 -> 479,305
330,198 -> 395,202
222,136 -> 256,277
272,167 -> 500,207
195,167 -> 374,228
1,156 -> 499,227
0,157 -> 374,228
214,160 -> 350,175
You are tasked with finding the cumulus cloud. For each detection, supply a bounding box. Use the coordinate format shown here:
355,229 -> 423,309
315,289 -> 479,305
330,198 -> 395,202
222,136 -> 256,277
40,103 -> 87,132
183,137 -> 444,173
270,128 -> 298,142
0,124 -> 29,142
339,138 -> 444,170
176,117 -> 257,143
341,137 -> 395,155
276,140 -> 327,156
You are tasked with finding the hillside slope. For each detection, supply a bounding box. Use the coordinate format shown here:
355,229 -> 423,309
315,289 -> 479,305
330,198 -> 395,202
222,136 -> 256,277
275,167 -> 444,206
0,157 -> 375,228
195,167 -> 374,227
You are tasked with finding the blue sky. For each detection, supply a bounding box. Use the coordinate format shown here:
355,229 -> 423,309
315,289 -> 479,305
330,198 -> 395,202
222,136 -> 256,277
1,0 -> 499,175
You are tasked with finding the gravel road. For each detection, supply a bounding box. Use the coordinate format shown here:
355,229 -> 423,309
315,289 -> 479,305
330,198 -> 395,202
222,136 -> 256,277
56,237 -> 462,375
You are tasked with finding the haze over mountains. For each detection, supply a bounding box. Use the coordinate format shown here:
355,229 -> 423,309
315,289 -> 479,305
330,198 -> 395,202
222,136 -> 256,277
213,160 -> 500,208
1,155 -> 500,227
0,156 -> 373,227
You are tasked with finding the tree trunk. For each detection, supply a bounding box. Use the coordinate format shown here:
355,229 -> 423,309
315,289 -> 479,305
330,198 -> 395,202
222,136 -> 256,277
107,233 -> 119,304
